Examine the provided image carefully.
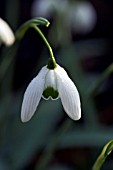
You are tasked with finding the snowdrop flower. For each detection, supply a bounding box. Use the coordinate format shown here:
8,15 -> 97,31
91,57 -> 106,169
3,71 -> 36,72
0,18 -> 15,46
20,23 -> 81,122
21,64 -> 81,122
68,2 -> 97,34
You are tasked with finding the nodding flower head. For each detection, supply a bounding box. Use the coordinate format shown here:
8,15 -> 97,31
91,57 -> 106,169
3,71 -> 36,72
21,64 -> 81,122
0,18 -> 15,46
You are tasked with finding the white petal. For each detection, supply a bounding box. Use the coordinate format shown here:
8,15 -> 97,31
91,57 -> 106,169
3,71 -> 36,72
42,70 -> 59,100
21,66 -> 48,122
0,18 -> 15,46
55,65 -> 81,120
44,70 -> 57,89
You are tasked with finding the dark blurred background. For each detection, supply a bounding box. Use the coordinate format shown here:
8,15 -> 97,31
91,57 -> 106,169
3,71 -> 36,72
1,0 -> 113,170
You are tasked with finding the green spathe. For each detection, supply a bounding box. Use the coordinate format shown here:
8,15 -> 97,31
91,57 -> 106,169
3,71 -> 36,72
43,86 -> 59,100
47,58 -> 56,69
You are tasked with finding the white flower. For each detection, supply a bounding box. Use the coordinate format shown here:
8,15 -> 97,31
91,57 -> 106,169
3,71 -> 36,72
0,18 -> 15,46
21,64 -> 81,122
68,2 -> 97,34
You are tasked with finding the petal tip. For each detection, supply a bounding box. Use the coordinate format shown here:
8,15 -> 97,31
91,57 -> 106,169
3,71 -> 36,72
21,118 -> 26,123
73,108 -> 81,121
21,112 -> 29,123
69,113 -> 81,121
74,114 -> 81,121
65,106 -> 81,121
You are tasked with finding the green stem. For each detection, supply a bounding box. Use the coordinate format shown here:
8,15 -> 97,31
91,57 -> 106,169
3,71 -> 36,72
33,25 -> 57,69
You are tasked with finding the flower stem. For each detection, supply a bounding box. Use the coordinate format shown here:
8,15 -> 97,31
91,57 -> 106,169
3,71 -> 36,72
33,25 -> 57,69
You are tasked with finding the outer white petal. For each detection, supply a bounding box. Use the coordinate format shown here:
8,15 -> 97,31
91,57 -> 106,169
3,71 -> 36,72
55,65 -> 81,120
21,66 -> 48,122
0,18 -> 15,46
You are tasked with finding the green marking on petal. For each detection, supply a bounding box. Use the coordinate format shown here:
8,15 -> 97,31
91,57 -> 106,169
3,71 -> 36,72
43,87 -> 59,100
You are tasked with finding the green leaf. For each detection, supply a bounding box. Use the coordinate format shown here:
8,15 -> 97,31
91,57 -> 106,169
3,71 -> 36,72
15,17 -> 50,39
89,63 -> 113,97
92,140 -> 113,170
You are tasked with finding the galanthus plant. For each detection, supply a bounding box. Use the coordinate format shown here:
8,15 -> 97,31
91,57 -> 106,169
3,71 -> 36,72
0,18 -> 15,46
19,18 -> 81,122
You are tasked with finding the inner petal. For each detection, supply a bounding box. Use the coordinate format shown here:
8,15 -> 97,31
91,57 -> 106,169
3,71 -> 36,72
42,70 -> 59,100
